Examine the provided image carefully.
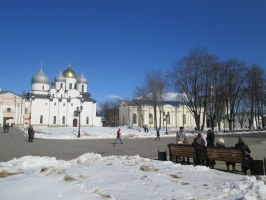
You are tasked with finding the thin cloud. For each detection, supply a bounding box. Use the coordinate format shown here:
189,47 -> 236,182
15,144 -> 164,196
105,95 -> 123,99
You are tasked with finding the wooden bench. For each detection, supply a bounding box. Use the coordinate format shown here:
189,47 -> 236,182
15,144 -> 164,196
205,146 -> 252,175
167,144 -> 197,165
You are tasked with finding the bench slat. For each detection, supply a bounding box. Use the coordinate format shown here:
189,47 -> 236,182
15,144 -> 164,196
206,147 -> 244,164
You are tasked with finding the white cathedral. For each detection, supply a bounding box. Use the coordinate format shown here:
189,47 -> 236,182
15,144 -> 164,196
28,63 -> 101,127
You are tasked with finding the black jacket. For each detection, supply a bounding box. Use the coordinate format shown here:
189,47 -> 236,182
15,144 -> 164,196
235,142 -> 251,154
206,132 -> 215,146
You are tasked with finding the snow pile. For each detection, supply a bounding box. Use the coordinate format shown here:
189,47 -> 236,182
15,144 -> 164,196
0,153 -> 265,199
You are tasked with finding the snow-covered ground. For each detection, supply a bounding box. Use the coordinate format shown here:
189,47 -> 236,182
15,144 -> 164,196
0,126 -> 265,199
1,153 -> 266,200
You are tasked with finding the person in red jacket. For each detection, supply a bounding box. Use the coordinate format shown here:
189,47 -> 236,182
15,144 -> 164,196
114,128 -> 123,145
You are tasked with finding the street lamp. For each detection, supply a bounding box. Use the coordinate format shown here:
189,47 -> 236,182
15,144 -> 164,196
165,111 -> 170,135
76,106 -> 83,138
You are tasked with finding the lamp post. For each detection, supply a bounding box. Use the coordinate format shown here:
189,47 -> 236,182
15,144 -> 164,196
223,117 -> 226,133
165,111 -> 169,135
76,106 -> 83,138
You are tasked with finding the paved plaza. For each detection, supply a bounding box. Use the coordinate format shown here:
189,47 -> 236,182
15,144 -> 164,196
1,127 -> 265,174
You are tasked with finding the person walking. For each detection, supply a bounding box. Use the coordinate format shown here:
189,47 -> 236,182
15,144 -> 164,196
114,128 -> 123,145
155,128 -> 160,141
6,123 -> 10,133
3,123 -> 7,133
28,126 -> 35,142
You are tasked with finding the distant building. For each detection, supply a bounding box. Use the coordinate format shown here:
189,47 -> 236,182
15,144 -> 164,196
27,63 -> 102,127
0,64 -> 101,127
0,90 -> 30,127
119,99 -> 203,128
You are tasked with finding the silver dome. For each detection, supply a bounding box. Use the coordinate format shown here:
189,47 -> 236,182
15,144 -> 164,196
54,71 -> 66,82
31,66 -> 50,84
77,73 -> 87,84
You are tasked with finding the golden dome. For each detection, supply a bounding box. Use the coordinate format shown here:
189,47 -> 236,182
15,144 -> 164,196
62,64 -> 77,78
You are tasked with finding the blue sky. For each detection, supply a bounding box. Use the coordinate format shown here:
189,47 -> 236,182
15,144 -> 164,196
0,0 -> 265,105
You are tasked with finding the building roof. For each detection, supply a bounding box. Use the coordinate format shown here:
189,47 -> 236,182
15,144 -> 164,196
62,64 -> 77,78
80,92 -> 96,102
122,99 -> 185,107
122,100 -> 138,106
77,73 -> 88,84
31,66 -> 50,84
0,90 -> 22,97
54,71 -> 66,82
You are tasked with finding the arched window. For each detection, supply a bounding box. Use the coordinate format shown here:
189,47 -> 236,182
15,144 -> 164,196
133,114 -> 137,124
7,108 -> 11,112
82,85 -> 84,92
62,116 -> 65,124
74,83 -> 77,89
183,114 -> 186,125
40,115 -> 43,124
53,116 -> 56,124
60,83 -> 63,89
149,114 -> 153,124
86,117 -> 89,124
69,83 -> 72,89
42,85 -> 44,90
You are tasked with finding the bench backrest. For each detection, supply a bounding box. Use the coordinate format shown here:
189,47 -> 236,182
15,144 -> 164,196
168,144 -> 196,158
206,147 -> 244,163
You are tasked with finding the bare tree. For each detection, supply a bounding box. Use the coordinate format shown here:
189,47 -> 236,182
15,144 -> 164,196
245,64 -> 266,129
221,59 -> 247,131
99,99 -> 122,126
168,47 -> 218,130
204,61 -> 226,130
133,69 -> 169,129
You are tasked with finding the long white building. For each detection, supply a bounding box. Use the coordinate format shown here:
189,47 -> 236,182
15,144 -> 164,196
28,63 -> 101,127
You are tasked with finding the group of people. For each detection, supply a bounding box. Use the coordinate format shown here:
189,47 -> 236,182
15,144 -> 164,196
2,123 -> 10,133
175,127 -> 253,172
216,136 -> 252,171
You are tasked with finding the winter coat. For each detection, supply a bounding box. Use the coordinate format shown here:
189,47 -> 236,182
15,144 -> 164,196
206,132 -> 215,146
29,128 -> 35,139
235,142 -> 251,154
197,138 -> 206,146
176,131 -> 187,141
216,142 -> 225,147
117,129 -> 121,138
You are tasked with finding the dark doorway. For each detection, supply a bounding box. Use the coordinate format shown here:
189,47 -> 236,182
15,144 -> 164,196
73,119 -> 78,127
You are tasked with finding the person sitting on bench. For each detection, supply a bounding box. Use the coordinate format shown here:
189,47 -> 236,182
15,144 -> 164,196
235,137 -> 253,172
216,138 -> 236,171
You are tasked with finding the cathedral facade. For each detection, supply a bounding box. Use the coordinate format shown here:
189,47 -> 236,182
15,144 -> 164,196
28,64 -> 101,127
